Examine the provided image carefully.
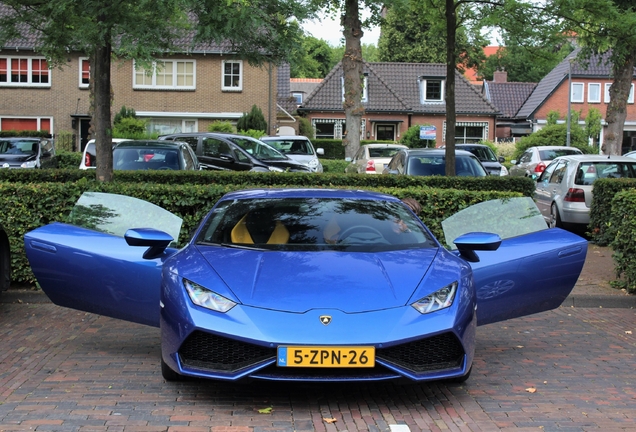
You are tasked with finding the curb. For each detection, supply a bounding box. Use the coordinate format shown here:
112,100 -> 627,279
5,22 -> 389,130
3,289 -> 636,308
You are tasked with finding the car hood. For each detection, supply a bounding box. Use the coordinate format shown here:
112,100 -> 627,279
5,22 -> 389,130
286,154 -> 317,166
262,159 -> 312,172
194,246 -> 440,313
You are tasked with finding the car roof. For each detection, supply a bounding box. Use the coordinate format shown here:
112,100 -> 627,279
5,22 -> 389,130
219,188 -> 401,202
160,132 -> 255,139
1,137 -> 41,141
260,136 -> 310,140
404,148 -> 476,157
529,145 -> 583,151
85,138 -> 129,144
552,154 -> 636,163
362,143 -> 408,149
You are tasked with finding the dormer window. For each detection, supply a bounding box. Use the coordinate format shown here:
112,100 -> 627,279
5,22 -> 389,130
420,77 -> 444,102
342,75 -> 368,103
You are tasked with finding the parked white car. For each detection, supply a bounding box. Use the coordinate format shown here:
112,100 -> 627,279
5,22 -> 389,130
534,154 -> 636,229
510,146 -> 583,178
347,143 -> 408,174
79,138 -> 129,169
259,136 -> 324,172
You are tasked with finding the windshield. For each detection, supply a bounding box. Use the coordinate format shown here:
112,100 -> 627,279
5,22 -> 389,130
462,146 -> 497,162
441,197 -> 547,249
0,139 -> 39,155
368,147 -> 403,158
263,139 -> 314,156
69,192 -> 182,245
197,197 -> 436,252
227,136 -> 288,160
113,147 -> 180,170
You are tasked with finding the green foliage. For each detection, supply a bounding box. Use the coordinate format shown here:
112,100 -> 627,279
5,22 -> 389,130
585,107 -> 603,142
207,121 -> 235,133
43,150 -> 82,170
112,117 -> 148,138
400,125 -> 436,148
0,130 -> 51,138
290,36 -> 337,78
113,106 -> 136,126
608,189 -> 636,293
513,124 -> 595,161
378,0 -> 487,69
313,139 -> 345,159
237,129 -> 267,139
320,159 -> 350,173
298,117 -> 314,139
588,177 -> 636,245
546,110 -> 561,125
54,130 -> 75,152
236,105 -> 268,133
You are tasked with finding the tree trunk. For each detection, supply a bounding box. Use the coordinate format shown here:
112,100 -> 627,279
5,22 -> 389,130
342,0 -> 364,160
603,48 -> 636,156
93,37 -> 114,182
444,0 -> 457,175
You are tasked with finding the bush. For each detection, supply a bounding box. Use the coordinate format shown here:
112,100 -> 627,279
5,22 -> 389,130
298,117 -> 314,139
513,124 -> 595,161
0,130 -> 51,138
321,159 -> 350,173
400,125 -> 436,148
208,121 -> 235,133
237,105 -> 268,132
112,117 -> 148,138
609,189 -> 636,293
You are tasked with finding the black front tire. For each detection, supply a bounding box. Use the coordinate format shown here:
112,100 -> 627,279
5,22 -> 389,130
446,366 -> 472,384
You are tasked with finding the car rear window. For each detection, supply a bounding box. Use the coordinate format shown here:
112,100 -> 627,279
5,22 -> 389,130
368,147 -> 402,158
197,197 -> 436,252
539,148 -> 582,161
574,161 -> 636,185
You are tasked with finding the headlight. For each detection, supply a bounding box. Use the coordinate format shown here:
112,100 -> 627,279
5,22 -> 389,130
500,166 -> 509,176
308,158 -> 319,168
268,166 -> 284,172
184,279 -> 236,312
411,281 -> 458,314
21,161 -> 37,168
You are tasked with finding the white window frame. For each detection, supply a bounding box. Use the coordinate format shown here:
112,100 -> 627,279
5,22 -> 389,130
79,57 -> 90,88
292,92 -> 303,104
571,82 -> 584,103
420,79 -> 445,103
222,60 -> 243,91
0,56 -> 51,87
587,83 -> 601,103
133,59 -> 196,90
341,76 -> 368,102
604,82 -> 634,103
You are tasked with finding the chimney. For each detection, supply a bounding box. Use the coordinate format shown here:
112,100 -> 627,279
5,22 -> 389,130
493,70 -> 508,83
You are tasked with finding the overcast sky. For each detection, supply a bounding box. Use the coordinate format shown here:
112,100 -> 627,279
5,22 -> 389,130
301,12 -> 381,47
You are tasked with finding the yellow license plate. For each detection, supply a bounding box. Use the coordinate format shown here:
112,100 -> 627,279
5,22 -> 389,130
277,346 -> 375,367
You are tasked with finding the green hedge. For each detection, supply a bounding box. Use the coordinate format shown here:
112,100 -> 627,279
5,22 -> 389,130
587,178 -> 636,245
608,189 -> 636,293
1,178 -> 521,285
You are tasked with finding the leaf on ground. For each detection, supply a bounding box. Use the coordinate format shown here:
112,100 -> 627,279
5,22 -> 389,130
258,407 -> 273,414
526,387 -> 537,393
625,330 -> 632,335
323,417 -> 337,423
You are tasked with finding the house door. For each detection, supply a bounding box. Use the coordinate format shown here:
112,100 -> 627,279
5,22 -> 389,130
376,125 -> 395,141
80,119 -> 91,152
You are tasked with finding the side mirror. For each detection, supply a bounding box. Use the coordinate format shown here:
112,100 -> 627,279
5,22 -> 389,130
316,148 -> 325,156
125,228 -> 174,259
511,159 -> 518,165
453,232 -> 502,263
498,156 -> 505,163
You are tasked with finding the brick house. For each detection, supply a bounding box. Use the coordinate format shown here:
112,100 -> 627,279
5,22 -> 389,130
486,49 -> 636,152
297,62 -> 499,145
0,13 -> 279,151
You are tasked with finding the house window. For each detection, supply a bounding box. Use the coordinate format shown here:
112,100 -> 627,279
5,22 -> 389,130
605,82 -> 634,103
588,83 -> 601,103
571,82 -> 584,102
0,56 -> 50,87
312,119 -> 346,139
79,58 -> 90,88
420,78 -> 444,102
341,76 -> 368,102
133,60 -> 196,90
222,60 -> 243,91
292,92 -> 303,104
144,118 -> 198,135
444,121 -> 488,143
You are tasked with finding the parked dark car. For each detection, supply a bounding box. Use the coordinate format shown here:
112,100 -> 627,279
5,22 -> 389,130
383,148 -> 489,177
113,141 -> 200,171
0,137 -> 54,169
454,144 -> 508,176
158,133 -> 311,172
0,222 -> 10,296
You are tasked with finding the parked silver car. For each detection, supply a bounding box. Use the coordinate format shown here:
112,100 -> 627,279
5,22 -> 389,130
510,146 -> 583,178
534,154 -> 636,229
259,136 -> 324,172
0,137 -> 54,169
347,143 -> 408,174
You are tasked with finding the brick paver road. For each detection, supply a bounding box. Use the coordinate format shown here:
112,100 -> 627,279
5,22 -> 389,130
1,302 -> 635,432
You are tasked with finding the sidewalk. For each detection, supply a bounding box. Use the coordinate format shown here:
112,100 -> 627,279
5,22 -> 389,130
2,242 -> 635,307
